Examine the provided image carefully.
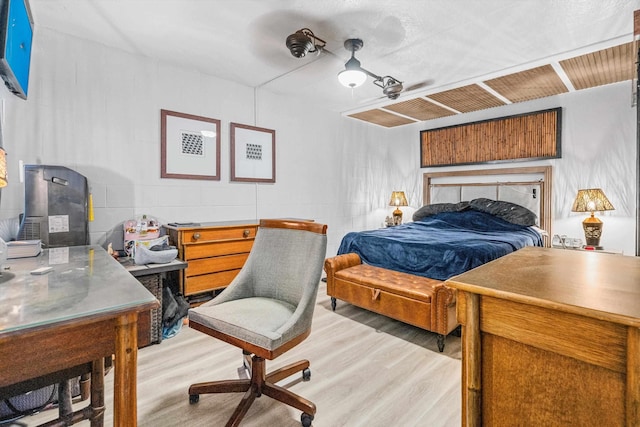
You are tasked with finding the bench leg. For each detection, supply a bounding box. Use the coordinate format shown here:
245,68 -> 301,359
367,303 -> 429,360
331,297 -> 337,311
437,334 -> 445,352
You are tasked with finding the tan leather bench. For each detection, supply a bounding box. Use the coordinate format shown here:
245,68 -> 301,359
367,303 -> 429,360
324,253 -> 458,352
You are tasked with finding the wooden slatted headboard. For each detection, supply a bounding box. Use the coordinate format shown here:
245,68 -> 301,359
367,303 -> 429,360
422,166 -> 553,247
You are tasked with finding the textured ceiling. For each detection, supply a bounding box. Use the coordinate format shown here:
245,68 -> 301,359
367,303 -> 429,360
28,1 -> 640,127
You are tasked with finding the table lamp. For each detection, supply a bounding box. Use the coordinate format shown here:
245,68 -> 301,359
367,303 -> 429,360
389,191 -> 408,225
571,188 -> 614,248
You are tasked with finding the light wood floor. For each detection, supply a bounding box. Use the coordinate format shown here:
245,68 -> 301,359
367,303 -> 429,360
16,282 -> 462,427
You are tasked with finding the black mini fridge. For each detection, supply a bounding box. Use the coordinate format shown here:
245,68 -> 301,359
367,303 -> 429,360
17,165 -> 89,248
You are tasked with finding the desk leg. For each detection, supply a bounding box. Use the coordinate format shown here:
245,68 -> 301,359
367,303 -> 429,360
90,358 -> 105,427
463,292 -> 481,427
628,327 -> 640,426
114,313 -> 139,427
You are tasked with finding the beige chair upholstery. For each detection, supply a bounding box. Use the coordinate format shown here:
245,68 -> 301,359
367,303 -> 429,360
188,219 -> 327,427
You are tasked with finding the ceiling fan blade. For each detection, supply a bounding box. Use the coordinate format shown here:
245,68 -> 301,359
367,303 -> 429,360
403,79 -> 434,92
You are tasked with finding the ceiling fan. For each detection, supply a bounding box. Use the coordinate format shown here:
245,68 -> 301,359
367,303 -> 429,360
286,29 -> 425,100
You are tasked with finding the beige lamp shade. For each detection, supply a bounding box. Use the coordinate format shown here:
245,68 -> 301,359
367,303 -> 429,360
0,148 -> 7,188
389,191 -> 408,207
571,188 -> 614,248
571,188 -> 614,213
389,191 -> 408,225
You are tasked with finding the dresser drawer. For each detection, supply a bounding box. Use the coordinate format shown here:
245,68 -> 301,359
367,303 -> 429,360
166,221 -> 258,302
186,253 -> 250,277
182,226 -> 257,243
184,269 -> 241,295
183,239 -> 253,261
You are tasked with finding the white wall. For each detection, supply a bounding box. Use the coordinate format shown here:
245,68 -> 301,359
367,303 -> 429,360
0,26 -> 637,258
0,27 -> 382,256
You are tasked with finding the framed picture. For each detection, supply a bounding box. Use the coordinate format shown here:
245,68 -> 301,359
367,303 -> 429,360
161,109 -> 221,180
230,122 -> 276,183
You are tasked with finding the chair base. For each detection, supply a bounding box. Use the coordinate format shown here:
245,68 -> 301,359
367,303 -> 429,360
188,355 -> 316,427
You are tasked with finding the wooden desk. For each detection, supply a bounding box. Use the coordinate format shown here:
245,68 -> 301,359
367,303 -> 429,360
0,245 -> 159,426
446,247 -> 640,427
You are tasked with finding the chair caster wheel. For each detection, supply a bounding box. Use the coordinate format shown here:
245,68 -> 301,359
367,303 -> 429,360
301,412 -> 314,426
302,367 -> 311,381
189,394 -> 199,404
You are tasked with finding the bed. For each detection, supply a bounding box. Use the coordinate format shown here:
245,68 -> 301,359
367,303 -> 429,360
324,166 -> 552,351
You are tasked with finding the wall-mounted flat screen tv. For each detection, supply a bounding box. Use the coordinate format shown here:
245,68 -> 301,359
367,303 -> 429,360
0,0 -> 32,99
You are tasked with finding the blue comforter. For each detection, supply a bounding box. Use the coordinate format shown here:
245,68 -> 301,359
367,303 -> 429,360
337,210 -> 542,280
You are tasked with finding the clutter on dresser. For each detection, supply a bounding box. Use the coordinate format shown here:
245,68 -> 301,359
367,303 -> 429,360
134,238 -> 178,265
123,215 -> 178,264
384,216 -> 397,227
124,214 -> 160,256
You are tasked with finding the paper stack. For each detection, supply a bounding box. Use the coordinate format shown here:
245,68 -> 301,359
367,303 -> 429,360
7,240 -> 42,259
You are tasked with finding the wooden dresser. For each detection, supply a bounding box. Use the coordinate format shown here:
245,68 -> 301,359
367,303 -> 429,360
164,220 -> 258,303
446,246 -> 640,427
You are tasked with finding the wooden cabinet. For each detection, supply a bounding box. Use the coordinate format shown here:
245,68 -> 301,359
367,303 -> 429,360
164,221 -> 258,303
446,247 -> 640,427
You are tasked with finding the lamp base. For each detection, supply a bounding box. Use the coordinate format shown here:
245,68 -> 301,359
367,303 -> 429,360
582,214 -> 603,247
392,208 -> 403,226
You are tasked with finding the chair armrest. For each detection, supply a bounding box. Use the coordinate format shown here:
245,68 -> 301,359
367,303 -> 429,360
430,283 -> 457,335
324,253 -> 362,295
324,253 -> 361,272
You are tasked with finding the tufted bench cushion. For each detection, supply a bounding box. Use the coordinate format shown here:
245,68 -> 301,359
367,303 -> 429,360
324,253 -> 458,351
333,263 -> 442,302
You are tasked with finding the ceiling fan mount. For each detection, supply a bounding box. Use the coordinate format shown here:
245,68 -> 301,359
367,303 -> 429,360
377,76 -> 403,100
285,28 -> 326,58
343,38 -> 363,53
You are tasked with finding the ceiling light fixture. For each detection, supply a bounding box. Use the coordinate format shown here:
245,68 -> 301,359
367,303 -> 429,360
285,28 -> 326,58
338,38 -> 404,98
337,39 -> 367,88
335,38 -> 405,99
285,31 -> 404,100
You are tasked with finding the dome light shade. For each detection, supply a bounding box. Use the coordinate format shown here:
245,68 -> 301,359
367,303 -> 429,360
338,68 -> 367,88
338,56 -> 366,88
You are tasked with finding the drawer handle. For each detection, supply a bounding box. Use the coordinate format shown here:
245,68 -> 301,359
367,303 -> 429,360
193,232 -> 201,240
372,289 -> 381,301
243,229 -> 250,238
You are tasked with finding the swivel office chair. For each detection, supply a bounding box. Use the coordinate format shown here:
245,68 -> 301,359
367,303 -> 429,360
188,219 -> 327,427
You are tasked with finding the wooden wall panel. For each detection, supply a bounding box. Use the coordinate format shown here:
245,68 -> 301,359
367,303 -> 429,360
420,108 -> 561,167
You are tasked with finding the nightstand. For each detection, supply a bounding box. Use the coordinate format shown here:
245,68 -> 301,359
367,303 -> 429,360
552,245 -> 623,255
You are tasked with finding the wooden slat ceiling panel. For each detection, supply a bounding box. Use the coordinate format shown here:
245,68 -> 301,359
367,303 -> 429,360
559,42 -> 635,90
426,84 -> 506,113
348,42 -> 632,127
383,98 -> 456,121
483,64 -> 568,103
348,109 -> 416,128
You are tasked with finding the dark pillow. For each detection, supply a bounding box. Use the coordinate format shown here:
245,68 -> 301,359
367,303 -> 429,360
413,201 -> 469,221
469,198 -> 537,226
